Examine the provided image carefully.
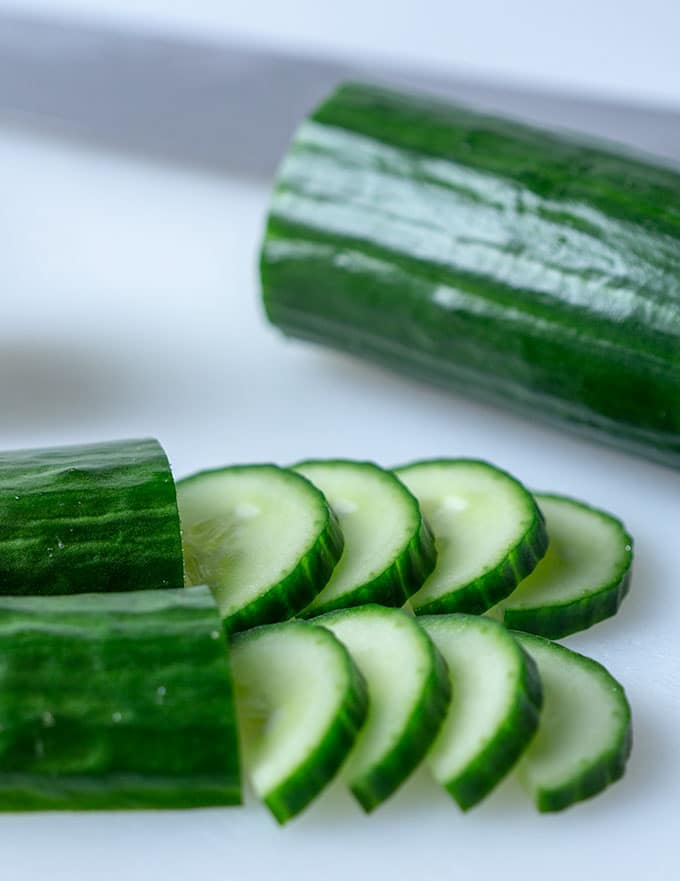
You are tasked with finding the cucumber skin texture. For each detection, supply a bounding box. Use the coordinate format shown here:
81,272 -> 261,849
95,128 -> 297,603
294,459 -> 437,616
314,605 -> 451,812
0,587 -> 241,810
514,632 -> 632,812
233,621 -> 369,824
178,466 -> 344,635
0,438 -> 183,596
420,615 -> 542,810
261,82 -> 680,470
503,494 -> 633,639
396,459 -> 548,616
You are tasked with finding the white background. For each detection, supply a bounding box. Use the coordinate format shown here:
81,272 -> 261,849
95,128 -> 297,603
1,4 -> 680,880
4,0 -> 680,108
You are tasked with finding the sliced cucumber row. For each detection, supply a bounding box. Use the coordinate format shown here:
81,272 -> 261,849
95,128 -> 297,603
498,494 -> 633,638
395,459 -> 548,615
178,459 -> 633,641
293,460 -> 436,616
231,611 -> 632,822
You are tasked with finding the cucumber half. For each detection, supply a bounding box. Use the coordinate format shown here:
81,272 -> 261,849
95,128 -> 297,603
0,586 -> 240,810
395,460 -> 547,615
514,632 -> 632,811
0,438 -> 183,596
420,614 -> 542,810
230,620 -> 368,823
315,604 -> 450,811
293,460 -> 436,616
177,465 -> 343,633
499,494 -> 633,638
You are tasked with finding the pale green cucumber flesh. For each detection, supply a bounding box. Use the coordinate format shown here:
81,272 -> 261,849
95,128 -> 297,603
230,620 -> 368,823
514,632 -> 632,811
314,604 -> 450,811
293,460 -> 436,615
177,465 -> 343,634
500,494 -> 633,638
420,614 -> 542,810
395,459 -> 547,614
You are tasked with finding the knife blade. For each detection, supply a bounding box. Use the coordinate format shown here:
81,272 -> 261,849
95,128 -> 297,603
1,11 -> 678,177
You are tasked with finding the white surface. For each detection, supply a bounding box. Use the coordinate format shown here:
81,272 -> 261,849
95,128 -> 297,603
1,123 -> 679,880
5,0 -> 680,109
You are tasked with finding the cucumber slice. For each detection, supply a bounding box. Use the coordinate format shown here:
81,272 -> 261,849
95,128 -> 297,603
177,465 -> 343,633
293,460 -> 436,615
395,460 -> 547,615
514,632 -> 632,811
230,620 -> 368,823
0,586 -> 241,810
314,604 -> 450,811
420,614 -> 542,810
0,438 -> 183,596
500,494 -> 633,638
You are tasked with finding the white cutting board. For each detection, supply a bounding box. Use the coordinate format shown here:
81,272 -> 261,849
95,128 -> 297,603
1,122 -> 679,881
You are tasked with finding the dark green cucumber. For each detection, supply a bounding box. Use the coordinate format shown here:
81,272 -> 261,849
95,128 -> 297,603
261,82 -> 680,469
0,586 -> 240,810
0,438 -> 183,595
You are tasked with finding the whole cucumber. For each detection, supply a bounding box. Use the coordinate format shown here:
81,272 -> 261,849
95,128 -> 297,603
260,82 -> 680,469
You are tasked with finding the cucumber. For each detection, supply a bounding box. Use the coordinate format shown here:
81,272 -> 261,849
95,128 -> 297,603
314,604 -> 450,811
0,438 -> 183,595
260,81 -> 680,470
0,586 -> 240,810
230,620 -> 368,823
292,460 -> 435,615
394,460 -> 547,614
514,632 -> 632,811
498,494 -> 633,638
419,614 -> 542,809
177,465 -> 343,633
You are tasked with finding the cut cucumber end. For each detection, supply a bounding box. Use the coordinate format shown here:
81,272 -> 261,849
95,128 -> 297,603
501,494 -> 633,638
314,604 -> 450,812
420,614 -> 542,810
395,459 -> 547,615
230,620 -> 368,824
177,465 -> 343,633
293,460 -> 436,616
514,632 -> 632,812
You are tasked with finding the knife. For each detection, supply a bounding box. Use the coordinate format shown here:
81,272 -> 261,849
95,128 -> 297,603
1,10 -> 678,178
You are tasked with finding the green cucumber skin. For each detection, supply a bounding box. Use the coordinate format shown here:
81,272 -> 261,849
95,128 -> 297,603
503,494 -> 634,639
314,605 -> 451,813
514,632 -> 632,812
261,82 -> 680,470
178,466 -> 345,635
233,621 -> 369,824
396,459 -> 548,616
294,459 -> 437,616
421,615 -> 543,810
0,587 -> 240,810
0,438 -> 183,596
